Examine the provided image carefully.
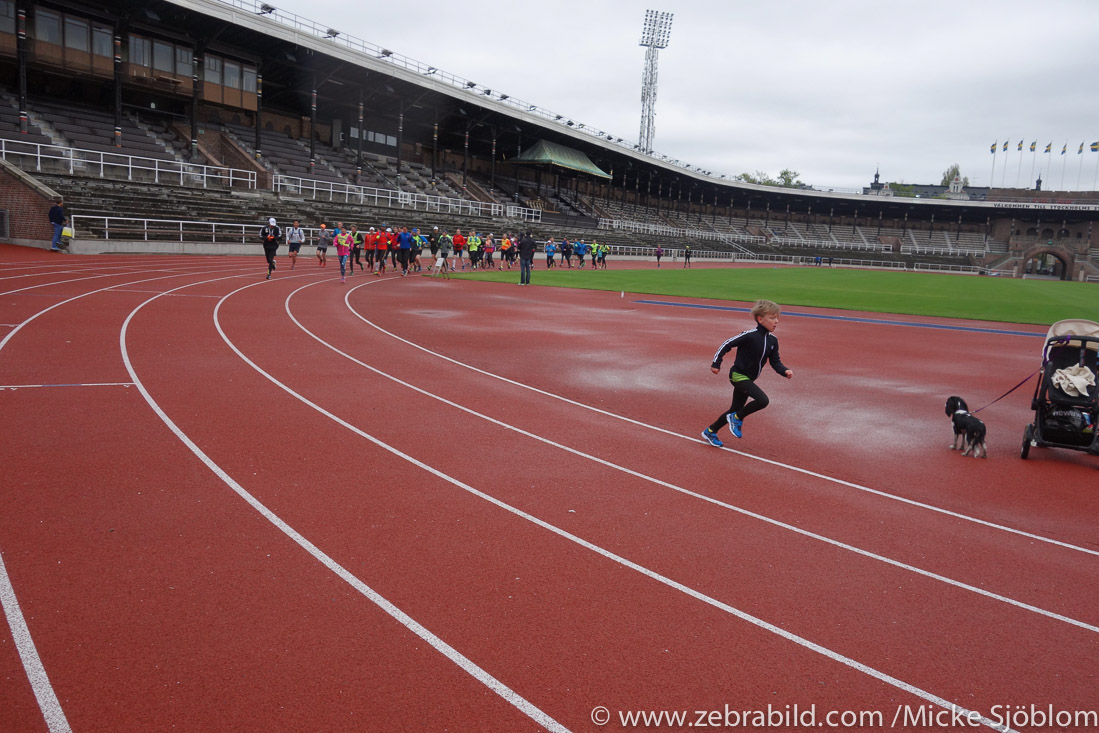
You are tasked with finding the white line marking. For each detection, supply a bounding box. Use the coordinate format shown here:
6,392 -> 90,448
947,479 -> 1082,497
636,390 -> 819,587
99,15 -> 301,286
119,274 -> 570,733
0,382 -> 135,390
344,282 -> 1099,559
210,277 -> 1015,732
274,280 -> 1099,635
0,552 -> 72,733
0,266 -> 253,733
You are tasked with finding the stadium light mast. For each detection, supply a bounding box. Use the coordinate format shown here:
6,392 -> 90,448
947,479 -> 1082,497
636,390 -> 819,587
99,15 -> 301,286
638,9 -> 673,155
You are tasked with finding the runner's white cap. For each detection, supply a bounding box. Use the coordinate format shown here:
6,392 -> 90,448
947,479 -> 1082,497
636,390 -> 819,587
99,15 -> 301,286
268,217 -> 276,225
386,228 -> 392,232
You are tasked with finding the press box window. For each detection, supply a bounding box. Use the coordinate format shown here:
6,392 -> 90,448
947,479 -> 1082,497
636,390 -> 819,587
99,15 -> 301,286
223,60 -> 240,89
153,40 -> 173,73
129,35 -> 150,67
175,47 -> 192,76
92,27 -> 111,57
242,67 -> 257,93
35,9 -> 61,44
204,55 -> 221,84
0,1 -> 16,35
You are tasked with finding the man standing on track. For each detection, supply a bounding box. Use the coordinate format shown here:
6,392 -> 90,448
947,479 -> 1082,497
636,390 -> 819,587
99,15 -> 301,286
48,196 -> 67,252
518,231 -> 536,286
260,217 -> 282,280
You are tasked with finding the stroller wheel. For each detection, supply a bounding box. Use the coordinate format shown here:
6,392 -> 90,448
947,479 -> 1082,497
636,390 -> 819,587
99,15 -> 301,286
1021,424 -> 1034,459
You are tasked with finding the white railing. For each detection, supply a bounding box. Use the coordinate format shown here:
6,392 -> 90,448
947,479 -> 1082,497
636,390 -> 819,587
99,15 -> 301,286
912,263 -> 982,274
69,215 -> 300,243
0,138 -> 256,188
770,235 -> 889,253
599,217 -> 765,246
275,175 -> 542,222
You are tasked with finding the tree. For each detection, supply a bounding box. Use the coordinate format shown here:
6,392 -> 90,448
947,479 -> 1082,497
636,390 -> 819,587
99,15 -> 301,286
940,163 -> 969,187
735,169 -> 805,189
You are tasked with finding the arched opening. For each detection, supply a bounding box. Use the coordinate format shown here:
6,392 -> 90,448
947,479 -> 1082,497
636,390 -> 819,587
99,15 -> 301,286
1024,251 -> 1069,280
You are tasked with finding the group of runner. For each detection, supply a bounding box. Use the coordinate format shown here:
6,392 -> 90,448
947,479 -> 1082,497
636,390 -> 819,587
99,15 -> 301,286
263,217 -> 614,283
541,237 -> 609,270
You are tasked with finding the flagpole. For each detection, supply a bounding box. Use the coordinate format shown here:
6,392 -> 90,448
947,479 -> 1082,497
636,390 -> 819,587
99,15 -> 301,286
1077,146 -> 1084,190
1060,141 -> 1067,191
1029,145 -> 1036,189
1015,143 -> 1022,187
990,145 -> 996,190
1001,141 -> 1009,187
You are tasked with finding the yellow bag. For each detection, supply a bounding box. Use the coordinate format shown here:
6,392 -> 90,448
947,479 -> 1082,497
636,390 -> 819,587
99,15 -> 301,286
61,226 -> 74,239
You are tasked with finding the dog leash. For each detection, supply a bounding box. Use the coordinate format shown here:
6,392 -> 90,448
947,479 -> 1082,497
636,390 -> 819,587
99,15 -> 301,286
972,368 -> 1041,414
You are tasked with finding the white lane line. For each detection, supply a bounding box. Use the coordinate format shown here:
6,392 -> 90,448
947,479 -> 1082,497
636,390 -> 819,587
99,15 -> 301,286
120,274 -> 571,733
0,265 -> 253,733
0,382 -> 135,390
216,277 -> 1015,733
344,283 -> 1099,559
280,281 -> 1099,635
0,552 -> 72,733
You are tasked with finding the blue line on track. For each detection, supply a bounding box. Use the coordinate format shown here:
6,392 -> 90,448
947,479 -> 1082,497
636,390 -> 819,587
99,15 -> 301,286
633,300 -> 1045,338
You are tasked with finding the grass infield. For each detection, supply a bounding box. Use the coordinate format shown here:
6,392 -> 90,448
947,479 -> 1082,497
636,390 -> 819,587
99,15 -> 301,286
453,265 -> 1098,325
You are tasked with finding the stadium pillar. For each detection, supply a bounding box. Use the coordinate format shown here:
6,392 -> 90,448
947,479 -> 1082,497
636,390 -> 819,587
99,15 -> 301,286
853,208 -> 858,234
828,207 -> 833,233
514,130 -> 521,202
309,76 -> 317,175
113,29 -> 122,147
462,126 -> 469,191
15,3 -> 26,134
764,202 -> 770,228
190,52 -> 200,161
396,101 -> 404,190
712,191 -> 717,225
357,93 -> 364,183
254,72 -> 262,160
490,128 -> 496,191
745,199 -> 751,226
877,210 -> 882,236
430,110 -> 437,184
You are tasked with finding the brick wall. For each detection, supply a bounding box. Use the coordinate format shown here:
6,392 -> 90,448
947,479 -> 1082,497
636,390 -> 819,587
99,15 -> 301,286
0,163 -> 56,242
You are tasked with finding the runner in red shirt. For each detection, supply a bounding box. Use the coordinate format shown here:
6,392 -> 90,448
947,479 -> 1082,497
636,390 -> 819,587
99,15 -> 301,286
452,229 -> 467,271
375,227 -> 390,275
363,226 -> 378,273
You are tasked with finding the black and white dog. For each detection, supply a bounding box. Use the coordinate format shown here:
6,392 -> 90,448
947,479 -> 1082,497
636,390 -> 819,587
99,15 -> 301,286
945,396 -> 988,458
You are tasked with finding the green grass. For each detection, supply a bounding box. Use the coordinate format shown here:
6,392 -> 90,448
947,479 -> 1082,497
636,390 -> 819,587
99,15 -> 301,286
453,265 -> 1099,325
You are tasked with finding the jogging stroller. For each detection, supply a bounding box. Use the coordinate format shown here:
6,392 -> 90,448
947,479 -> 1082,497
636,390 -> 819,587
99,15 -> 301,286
1020,319 -> 1099,459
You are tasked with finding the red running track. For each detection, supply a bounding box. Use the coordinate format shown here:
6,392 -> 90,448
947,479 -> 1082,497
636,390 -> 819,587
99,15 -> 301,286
1,245 -> 1097,733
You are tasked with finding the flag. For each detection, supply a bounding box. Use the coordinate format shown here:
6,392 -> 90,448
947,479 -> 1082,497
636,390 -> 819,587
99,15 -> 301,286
1061,143 -> 1067,155
1091,141 -> 1099,152
1018,140 -> 1024,151
1079,142 -> 1084,154
1030,141 -> 1037,152
990,142 -> 997,154
1002,140 -> 1009,152
1045,142 -> 1052,153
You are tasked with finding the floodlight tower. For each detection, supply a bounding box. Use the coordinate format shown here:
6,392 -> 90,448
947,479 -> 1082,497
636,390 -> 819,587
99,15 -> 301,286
638,9 -> 673,155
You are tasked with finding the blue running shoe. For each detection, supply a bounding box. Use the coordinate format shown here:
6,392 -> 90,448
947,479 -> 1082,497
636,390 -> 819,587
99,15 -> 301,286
727,414 -> 743,438
701,429 -> 723,447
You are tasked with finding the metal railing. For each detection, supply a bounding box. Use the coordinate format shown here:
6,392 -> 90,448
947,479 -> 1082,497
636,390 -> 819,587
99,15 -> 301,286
0,138 -> 257,188
70,215 -> 297,243
598,217 -> 765,246
274,175 -> 542,222
770,235 -> 890,253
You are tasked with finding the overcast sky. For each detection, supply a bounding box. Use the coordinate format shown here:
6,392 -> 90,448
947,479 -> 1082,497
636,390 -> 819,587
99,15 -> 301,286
268,0 -> 1099,191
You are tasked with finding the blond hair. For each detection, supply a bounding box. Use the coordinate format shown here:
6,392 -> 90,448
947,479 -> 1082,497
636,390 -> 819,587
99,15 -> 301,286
750,299 -> 781,320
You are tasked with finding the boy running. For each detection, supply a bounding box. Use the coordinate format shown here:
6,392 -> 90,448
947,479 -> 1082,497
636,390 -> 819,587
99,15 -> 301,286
702,299 -> 793,446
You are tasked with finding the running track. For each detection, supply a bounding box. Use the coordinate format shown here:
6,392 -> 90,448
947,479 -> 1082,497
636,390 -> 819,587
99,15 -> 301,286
1,245 -> 1096,733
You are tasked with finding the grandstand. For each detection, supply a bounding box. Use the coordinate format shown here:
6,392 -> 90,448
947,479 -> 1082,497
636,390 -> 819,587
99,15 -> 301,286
0,0 -> 1097,279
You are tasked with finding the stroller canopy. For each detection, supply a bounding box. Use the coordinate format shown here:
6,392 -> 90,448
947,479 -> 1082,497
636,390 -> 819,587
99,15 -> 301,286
1044,319 -> 1099,352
